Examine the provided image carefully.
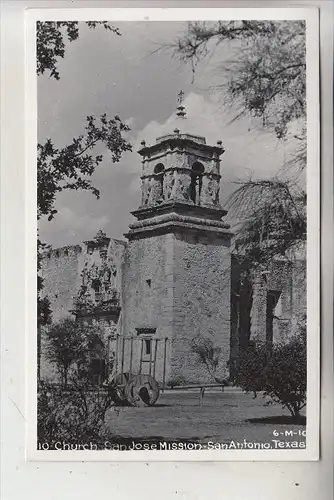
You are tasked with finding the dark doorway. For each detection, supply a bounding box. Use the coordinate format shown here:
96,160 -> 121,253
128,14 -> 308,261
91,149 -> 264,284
266,291 -> 281,348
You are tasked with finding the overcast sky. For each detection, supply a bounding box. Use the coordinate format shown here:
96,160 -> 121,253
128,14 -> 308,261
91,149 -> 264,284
38,21 -> 299,248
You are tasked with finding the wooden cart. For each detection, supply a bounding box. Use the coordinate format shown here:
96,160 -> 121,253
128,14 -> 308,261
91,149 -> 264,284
105,335 -> 228,407
105,334 -> 169,407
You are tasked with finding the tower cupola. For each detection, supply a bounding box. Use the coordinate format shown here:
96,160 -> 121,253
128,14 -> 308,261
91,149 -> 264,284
126,92 -> 230,239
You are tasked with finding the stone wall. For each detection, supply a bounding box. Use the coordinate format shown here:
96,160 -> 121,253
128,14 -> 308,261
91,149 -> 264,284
250,258 -> 306,343
229,254 -> 306,371
39,246 -> 80,382
39,235 -> 305,386
172,229 -> 231,383
39,240 -> 126,382
122,228 -> 231,384
40,245 -> 82,322
121,233 -> 174,384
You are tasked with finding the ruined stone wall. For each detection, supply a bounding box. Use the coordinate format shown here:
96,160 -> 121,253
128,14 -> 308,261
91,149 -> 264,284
40,245 -> 82,322
171,229 -> 231,383
39,245 -> 81,381
39,240 -> 127,382
291,258 -> 307,334
250,258 -> 306,343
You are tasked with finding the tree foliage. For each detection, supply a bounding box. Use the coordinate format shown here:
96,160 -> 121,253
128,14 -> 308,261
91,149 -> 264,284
39,318 -> 115,447
174,20 -> 307,273
228,179 -> 306,266
174,21 -> 306,148
37,21 -> 121,80
44,318 -> 107,386
38,114 -> 131,222
234,327 -> 306,419
37,379 -> 115,449
37,22 -> 132,327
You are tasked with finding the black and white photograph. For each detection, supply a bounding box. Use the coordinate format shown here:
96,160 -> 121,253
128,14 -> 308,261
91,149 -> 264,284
29,8 -> 319,459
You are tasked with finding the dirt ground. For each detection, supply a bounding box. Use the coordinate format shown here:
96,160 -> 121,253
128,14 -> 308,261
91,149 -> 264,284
106,390 -> 306,449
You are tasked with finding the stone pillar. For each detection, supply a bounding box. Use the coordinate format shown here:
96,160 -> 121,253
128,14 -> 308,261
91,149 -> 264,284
202,175 -> 220,206
163,170 -> 174,201
172,171 -> 191,202
250,272 -> 267,342
141,177 -> 151,206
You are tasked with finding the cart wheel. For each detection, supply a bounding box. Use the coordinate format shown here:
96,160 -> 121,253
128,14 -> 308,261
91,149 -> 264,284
124,374 -> 160,407
108,372 -> 133,405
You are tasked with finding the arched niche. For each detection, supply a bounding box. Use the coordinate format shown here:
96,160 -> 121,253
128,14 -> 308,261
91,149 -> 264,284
152,163 -> 165,202
190,162 -> 204,204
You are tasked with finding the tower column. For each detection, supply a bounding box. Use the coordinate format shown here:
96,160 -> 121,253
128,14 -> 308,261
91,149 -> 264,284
122,93 -> 232,383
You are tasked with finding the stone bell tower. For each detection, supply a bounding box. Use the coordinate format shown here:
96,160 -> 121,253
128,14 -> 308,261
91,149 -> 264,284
122,93 -> 232,384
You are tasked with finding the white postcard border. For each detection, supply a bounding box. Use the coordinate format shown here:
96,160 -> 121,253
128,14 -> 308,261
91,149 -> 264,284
25,6 -> 320,461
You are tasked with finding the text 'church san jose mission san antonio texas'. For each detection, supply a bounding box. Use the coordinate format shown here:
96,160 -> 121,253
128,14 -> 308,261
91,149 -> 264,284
40,98 -> 306,385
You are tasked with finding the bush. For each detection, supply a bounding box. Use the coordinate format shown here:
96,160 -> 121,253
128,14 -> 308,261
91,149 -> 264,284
234,330 -> 306,418
37,378 -> 115,449
43,318 -> 110,386
166,375 -> 188,388
190,337 -> 229,384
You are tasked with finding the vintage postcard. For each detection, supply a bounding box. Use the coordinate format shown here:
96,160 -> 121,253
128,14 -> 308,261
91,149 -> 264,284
25,7 -> 320,460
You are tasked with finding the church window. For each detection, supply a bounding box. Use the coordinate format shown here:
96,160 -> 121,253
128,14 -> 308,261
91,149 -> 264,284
144,338 -> 152,355
136,328 -> 156,359
92,279 -> 101,292
136,327 -> 156,336
190,162 -> 204,204
92,279 -> 102,300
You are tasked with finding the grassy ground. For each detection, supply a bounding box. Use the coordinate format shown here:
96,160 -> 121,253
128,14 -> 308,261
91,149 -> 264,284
106,390 -> 306,448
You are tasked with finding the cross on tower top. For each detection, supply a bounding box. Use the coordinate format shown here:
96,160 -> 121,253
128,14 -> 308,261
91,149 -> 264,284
177,89 -> 185,106
176,90 -> 186,118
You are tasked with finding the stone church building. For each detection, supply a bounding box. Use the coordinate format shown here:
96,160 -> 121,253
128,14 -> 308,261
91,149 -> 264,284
40,101 -> 306,385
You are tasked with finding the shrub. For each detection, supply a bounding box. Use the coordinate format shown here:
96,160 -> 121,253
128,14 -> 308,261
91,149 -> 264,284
166,375 -> 188,388
44,318 -> 110,386
190,337 -> 229,384
234,330 -> 306,418
37,378 -> 115,449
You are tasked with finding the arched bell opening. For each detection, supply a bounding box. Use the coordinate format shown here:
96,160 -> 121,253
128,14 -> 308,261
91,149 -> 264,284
153,163 -> 165,202
190,162 -> 204,204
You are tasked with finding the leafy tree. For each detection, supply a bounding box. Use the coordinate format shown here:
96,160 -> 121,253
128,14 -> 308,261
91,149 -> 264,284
37,22 -> 132,326
234,327 -> 306,419
39,318 -> 116,447
226,178 -> 306,349
44,318 -> 107,387
44,318 -> 84,386
174,20 -> 306,157
37,21 -> 121,80
174,22 -> 307,346
228,179 -> 306,266
37,114 -> 131,222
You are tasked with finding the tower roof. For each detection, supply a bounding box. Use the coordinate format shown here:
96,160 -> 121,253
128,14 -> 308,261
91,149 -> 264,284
137,132 -> 224,157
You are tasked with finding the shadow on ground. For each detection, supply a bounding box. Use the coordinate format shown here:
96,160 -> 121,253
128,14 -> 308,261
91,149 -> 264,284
247,415 -> 306,425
